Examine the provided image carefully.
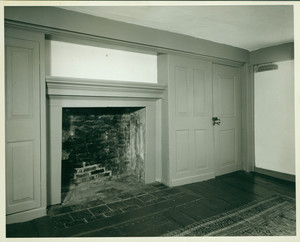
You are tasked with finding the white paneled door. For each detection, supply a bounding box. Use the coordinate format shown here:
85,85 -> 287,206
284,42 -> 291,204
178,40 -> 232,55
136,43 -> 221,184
5,37 -> 41,214
167,55 -> 242,185
213,64 -> 242,176
169,56 -> 215,185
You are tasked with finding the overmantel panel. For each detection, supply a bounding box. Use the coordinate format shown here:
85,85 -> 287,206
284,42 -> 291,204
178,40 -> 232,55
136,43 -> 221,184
5,6 -> 249,63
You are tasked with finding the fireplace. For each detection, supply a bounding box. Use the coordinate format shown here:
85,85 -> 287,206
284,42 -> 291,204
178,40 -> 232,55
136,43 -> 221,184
61,107 -> 146,202
47,76 -> 166,205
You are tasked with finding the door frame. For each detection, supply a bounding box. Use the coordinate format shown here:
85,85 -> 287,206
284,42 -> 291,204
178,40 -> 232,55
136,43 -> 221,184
241,63 -> 255,172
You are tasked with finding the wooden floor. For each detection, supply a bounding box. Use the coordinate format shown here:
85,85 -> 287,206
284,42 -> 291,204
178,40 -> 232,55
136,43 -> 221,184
6,171 -> 296,237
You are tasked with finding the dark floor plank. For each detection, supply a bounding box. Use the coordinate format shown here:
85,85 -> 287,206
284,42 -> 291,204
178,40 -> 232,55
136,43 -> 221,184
198,196 -> 235,213
89,212 -> 183,237
33,216 -> 55,237
182,178 -> 258,202
235,172 -> 295,197
180,181 -> 232,203
178,194 -> 237,222
164,207 -> 197,227
6,221 -> 39,237
79,227 -> 123,237
203,179 -> 260,205
218,175 -> 277,198
136,220 -> 183,236
114,213 -> 168,236
176,199 -> 217,221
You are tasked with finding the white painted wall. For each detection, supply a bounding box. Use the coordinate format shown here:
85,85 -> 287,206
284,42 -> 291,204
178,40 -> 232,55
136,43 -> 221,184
254,60 -> 295,175
46,40 -> 157,83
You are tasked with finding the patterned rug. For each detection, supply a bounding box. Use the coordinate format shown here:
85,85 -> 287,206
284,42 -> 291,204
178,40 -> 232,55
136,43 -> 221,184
165,195 -> 296,236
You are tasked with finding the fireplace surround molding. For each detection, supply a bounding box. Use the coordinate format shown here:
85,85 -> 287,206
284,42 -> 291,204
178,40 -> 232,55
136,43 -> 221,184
46,76 -> 166,205
46,76 -> 166,99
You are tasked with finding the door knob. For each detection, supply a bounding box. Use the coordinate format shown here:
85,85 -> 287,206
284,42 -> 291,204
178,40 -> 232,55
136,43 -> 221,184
212,117 -> 221,125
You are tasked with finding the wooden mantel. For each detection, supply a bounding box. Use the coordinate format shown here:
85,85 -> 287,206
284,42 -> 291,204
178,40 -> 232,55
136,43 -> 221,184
46,76 -> 165,206
46,76 -> 166,99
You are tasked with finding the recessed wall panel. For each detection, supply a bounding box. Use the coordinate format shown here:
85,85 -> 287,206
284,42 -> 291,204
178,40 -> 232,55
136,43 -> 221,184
219,130 -> 236,167
176,130 -> 189,173
193,69 -> 206,116
175,66 -> 188,116
194,130 -> 207,169
220,77 -> 235,116
7,47 -> 33,119
8,141 -> 34,203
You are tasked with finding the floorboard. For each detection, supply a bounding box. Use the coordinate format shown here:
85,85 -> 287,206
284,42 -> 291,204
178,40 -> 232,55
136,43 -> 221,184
6,171 -> 296,237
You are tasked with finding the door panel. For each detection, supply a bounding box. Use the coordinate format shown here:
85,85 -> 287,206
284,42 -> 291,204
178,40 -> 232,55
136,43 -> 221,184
7,141 -> 34,203
5,37 -> 41,214
193,69 -> 206,116
213,64 -> 242,176
169,55 -> 214,185
194,129 -> 208,169
219,129 -> 236,166
219,77 -> 235,116
175,130 -> 190,173
175,66 -> 189,116
7,48 -> 33,118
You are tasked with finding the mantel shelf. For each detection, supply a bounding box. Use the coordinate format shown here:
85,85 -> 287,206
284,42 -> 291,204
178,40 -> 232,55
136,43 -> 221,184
46,76 -> 167,99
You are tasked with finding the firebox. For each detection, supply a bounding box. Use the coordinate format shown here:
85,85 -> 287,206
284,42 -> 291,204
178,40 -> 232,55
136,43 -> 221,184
61,107 -> 145,203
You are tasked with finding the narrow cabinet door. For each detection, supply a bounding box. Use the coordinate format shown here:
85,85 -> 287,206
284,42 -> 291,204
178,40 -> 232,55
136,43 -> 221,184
5,37 -> 41,214
169,55 -> 214,185
213,64 -> 242,176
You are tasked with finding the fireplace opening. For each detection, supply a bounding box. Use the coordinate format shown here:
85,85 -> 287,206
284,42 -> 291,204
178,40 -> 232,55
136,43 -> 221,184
61,107 -> 146,205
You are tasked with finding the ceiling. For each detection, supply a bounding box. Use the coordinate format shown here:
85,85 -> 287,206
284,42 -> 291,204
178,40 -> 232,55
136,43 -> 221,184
60,5 -> 294,51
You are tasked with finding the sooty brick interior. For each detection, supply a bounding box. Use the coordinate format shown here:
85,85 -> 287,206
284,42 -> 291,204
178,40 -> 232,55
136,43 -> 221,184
61,107 -> 146,203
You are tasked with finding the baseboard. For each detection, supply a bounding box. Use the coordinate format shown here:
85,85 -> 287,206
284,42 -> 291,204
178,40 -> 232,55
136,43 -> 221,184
160,177 -> 171,187
6,207 -> 47,224
171,172 -> 215,187
254,167 -> 295,182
